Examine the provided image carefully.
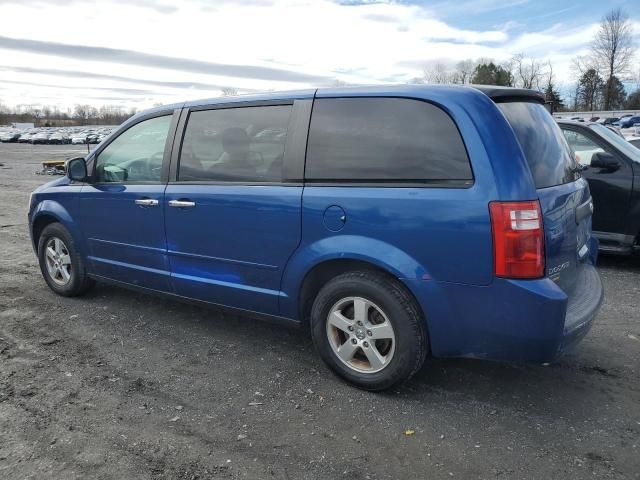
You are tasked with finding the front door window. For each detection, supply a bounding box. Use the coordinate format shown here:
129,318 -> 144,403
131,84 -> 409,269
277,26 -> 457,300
95,115 -> 172,183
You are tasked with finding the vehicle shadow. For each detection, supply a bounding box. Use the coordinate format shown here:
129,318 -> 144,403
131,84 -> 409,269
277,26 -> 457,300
80,283 -> 631,425
394,348 -> 630,423
597,252 -> 640,271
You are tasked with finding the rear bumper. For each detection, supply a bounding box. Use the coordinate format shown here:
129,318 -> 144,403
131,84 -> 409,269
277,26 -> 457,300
559,264 -> 603,354
403,264 -> 603,364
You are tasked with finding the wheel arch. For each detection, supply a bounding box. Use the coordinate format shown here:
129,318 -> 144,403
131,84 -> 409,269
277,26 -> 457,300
31,201 -> 85,256
293,258 -> 430,348
31,213 -> 60,252
280,236 -> 432,321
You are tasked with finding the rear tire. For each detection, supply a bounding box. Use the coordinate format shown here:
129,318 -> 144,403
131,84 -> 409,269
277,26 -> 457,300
37,222 -> 94,297
310,271 -> 428,391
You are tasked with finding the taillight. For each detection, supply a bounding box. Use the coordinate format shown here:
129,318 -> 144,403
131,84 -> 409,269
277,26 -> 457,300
489,201 -> 544,279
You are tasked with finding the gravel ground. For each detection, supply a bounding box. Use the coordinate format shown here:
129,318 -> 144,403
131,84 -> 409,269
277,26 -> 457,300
0,143 -> 639,480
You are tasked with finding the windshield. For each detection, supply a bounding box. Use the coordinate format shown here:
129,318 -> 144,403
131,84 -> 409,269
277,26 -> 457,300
589,124 -> 640,163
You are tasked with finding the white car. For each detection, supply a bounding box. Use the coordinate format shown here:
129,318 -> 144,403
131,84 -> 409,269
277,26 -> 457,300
623,125 -> 640,149
71,136 -> 87,145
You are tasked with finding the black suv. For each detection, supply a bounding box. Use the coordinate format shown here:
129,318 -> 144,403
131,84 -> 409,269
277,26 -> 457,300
558,120 -> 640,254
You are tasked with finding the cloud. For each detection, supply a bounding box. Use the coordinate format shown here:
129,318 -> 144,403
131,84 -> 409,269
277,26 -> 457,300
427,0 -> 531,16
0,35 -> 331,83
361,12 -> 397,23
0,0 -> 637,110
507,23 -> 597,55
0,0 -> 178,14
0,65 -> 257,92
0,79 -> 166,96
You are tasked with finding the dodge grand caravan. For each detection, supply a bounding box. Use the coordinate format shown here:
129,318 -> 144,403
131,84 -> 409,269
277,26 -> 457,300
28,85 -> 603,390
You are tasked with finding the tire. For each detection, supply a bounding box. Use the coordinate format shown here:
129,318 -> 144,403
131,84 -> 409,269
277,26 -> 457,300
310,271 -> 428,391
37,222 -> 94,297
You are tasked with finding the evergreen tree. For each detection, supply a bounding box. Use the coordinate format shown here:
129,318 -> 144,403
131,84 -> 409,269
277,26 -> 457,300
625,90 -> 640,110
544,83 -> 565,112
601,76 -> 626,110
577,69 -> 604,111
471,62 -> 513,86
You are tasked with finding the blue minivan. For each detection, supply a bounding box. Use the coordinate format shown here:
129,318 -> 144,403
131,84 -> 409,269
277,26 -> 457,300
28,85 -> 603,390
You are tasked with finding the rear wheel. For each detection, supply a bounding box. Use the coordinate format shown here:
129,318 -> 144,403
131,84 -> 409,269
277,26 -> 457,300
37,223 -> 94,297
310,271 -> 428,391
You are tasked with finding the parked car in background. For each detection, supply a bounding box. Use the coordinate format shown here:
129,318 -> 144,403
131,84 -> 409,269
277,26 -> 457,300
48,132 -> 70,144
0,131 -> 20,142
559,120 -> 640,254
18,133 -> 33,143
619,116 -> 640,129
602,117 -> 620,125
0,126 -> 116,146
29,85 -> 602,390
605,125 -> 625,138
31,132 -> 51,144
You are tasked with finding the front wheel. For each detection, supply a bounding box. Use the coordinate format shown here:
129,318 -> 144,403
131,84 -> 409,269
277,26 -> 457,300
310,271 -> 428,391
37,222 -> 94,297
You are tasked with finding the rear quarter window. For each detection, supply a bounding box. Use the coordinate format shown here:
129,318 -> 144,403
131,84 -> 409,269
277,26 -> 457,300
497,102 -> 576,189
305,97 -> 473,184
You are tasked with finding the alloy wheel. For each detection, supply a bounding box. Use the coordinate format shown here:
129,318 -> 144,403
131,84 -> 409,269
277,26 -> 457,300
44,237 -> 72,286
326,296 -> 396,374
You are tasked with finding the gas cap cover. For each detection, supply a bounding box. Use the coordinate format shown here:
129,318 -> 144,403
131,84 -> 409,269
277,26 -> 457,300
323,205 -> 347,232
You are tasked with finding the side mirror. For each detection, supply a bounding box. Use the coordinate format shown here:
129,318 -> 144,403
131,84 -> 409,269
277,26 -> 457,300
67,157 -> 88,182
590,152 -> 620,172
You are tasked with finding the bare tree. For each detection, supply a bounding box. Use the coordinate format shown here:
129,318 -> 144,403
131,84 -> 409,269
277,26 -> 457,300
564,82 -> 579,112
455,60 -> 476,84
511,54 -> 545,90
221,87 -> 239,96
544,60 -> 554,92
424,62 -> 454,84
74,105 -> 89,124
422,61 -> 473,84
0,103 -> 135,126
572,82 -> 581,111
591,8 -> 636,110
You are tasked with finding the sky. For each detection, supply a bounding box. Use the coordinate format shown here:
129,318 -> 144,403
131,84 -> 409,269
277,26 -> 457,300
0,0 -> 638,112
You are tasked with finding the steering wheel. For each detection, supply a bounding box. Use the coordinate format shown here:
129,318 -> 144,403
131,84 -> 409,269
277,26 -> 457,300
127,160 -> 148,180
148,151 -> 164,178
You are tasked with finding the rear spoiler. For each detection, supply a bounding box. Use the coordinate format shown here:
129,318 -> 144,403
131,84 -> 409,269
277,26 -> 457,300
471,85 -> 545,104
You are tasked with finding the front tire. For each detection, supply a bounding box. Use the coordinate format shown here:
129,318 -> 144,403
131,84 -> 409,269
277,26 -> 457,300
310,271 -> 428,391
37,223 -> 94,297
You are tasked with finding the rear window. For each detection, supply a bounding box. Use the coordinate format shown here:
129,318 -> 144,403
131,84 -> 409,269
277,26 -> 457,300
305,97 -> 472,184
498,102 -> 576,188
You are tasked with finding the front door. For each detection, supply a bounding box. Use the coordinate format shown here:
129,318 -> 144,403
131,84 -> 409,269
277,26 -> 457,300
80,113 -> 176,291
561,126 -> 633,236
164,102 -> 305,315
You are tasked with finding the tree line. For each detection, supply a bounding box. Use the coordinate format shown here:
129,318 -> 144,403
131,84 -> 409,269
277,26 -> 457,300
0,103 -> 137,127
417,8 -> 639,112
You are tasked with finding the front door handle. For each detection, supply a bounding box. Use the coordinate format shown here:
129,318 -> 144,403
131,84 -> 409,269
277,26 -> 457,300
168,199 -> 196,208
135,198 -> 159,207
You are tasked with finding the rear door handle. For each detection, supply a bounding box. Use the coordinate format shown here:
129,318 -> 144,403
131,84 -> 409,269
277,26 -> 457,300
135,198 -> 159,207
168,199 -> 196,208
